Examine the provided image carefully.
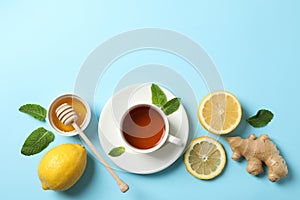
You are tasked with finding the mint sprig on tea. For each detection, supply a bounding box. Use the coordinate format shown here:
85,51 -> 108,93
151,84 -> 167,107
162,97 -> 181,115
151,83 -> 181,115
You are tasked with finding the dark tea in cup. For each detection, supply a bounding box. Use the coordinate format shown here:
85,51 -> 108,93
121,105 -> 166,150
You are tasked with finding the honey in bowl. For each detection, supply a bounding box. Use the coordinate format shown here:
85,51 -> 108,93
49,94 -> 90,134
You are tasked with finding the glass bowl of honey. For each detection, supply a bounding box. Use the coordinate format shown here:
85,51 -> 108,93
48,94 -> 91,136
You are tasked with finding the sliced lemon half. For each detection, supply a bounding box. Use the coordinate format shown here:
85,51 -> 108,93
198,91 -> 242,135
184,136 -> 226,180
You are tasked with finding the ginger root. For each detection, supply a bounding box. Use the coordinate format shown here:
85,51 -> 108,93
225,134 -> 288,182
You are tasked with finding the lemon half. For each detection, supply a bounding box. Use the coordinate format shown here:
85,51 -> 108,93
184,136 -> 226,180
198,91 -> 242,135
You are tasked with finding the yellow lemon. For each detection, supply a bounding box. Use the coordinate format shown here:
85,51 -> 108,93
184,136 -> 226,180
38,144 -> 87,191
198,91 -> 242,135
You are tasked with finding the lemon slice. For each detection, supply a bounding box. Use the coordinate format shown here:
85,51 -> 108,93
198,91 -> 242,135
184,136 -> 226,180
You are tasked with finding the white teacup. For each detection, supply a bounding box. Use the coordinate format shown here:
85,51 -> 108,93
120,104 -> 182,154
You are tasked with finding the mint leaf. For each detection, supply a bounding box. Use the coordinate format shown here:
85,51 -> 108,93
108,146 -> 125,157
151,84 -> 167,107
151,83 -> 181,115
162,98 -> 181,115
21,127 -> 55,156
246,109 -> 274,128
19,104 -> 47,121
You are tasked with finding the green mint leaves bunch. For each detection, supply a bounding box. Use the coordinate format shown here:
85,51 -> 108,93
151,83 -> 181,115
19,104 -> 54,156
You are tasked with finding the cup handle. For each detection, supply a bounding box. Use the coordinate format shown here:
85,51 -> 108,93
167,134 -> 183,146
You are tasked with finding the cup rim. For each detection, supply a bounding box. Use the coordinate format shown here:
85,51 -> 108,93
120,103 -> 169,154
47,93 -> 91,136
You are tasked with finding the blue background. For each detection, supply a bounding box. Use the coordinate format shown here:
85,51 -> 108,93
1,0 -> 299,199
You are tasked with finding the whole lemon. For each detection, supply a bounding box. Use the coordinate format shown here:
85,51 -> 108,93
38,144 -> 87,191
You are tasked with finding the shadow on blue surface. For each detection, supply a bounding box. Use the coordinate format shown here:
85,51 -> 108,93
61,155 -> 96,196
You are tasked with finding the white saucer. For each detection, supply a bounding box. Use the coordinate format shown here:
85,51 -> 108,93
98,83 -> 189,174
